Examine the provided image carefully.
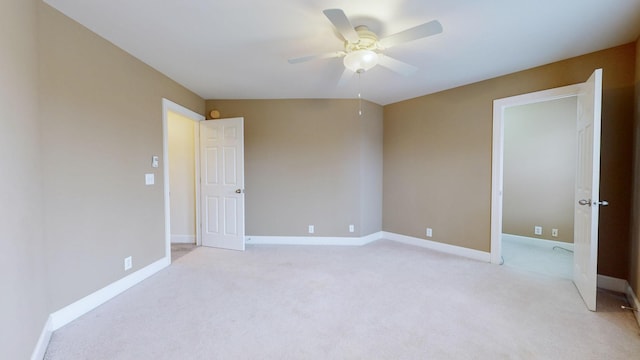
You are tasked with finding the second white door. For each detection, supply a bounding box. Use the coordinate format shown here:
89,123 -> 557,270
573,69 -> 603,311
200,118 -> 245,251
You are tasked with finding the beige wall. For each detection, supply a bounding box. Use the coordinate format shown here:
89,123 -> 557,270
384,43 -> 636,278
38,3 -> 204,310
2,4 -> 637,356
168,111 -> 196,243
359,106 -> 384,235
503,97 -> 577,243
631,38 -> 640,300
205,99 -> 383,237
0,1 -> 50,358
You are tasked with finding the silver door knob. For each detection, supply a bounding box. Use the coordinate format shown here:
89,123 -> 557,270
578,199 -> 591,206
578,199 -> 609,207
235,189 -> 242,194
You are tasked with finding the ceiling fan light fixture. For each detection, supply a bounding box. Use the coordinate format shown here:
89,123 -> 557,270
343,49 -> 378,73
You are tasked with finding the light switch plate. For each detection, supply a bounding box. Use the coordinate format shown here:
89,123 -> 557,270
145,173 -> 154,185
151,155 -> 159,168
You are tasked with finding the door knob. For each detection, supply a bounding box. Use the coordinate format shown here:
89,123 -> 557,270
235,189 -> 243,194
578,199 -> 591,206
578,199 -> 609,207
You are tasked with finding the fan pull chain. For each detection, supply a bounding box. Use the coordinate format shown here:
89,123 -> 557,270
358,71 -> 363,116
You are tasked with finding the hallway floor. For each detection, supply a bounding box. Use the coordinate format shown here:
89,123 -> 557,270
502,234 -> 573,279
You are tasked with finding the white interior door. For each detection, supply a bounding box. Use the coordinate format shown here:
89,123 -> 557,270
573,69 -> 603,311
200,118 -> 245,251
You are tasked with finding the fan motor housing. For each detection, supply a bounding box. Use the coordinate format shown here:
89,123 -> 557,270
345,25 -> 379,52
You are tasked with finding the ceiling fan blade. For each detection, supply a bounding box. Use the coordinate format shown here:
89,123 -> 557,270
288,51 -> 343,64
379,20 -> 443,49
337,68 -> 354,87
323,9 -> 359,43
377,55 -> 418,76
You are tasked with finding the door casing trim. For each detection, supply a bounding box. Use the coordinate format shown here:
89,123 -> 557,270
162,99 -> 205,260
490,84 -> 581,264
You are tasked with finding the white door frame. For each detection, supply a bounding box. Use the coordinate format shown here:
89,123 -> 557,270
162,99 -> 205,261
490,84 -> 581,264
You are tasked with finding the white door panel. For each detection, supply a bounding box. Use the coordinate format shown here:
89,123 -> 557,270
200,118 -> 245,251
573,69 -> 603,311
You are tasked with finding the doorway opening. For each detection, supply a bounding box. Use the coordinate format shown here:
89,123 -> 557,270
491,69 -> 603,311
491,83 -> 582,266
162,99 -> 204,262
500,97 -> 577,279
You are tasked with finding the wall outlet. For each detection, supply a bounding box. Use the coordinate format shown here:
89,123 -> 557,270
534,226 -> 542,235
349,224 -> 355,233
308,225 -> 314,234
124,256 -> 132,271
552,229 -> 559,237
426,228 -> 433,237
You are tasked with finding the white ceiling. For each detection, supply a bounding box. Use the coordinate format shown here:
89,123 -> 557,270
44,0 -> 640,105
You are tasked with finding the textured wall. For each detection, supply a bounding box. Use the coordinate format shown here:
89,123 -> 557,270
384,43 -> 636,278
205,99 -> 383,238
38,3 -> 204,310
0,0 -> 49,358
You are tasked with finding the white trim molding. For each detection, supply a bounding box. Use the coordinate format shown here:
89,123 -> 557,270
171,234 -> 196,244
491,84 -> 581,264
597,274 -> 628,293
247,232 -> 382,246
49,256 -> 170,331
161,98 -> 205,259
502,233 -> 575,251
30,315 -> 53,360
382,231 -> 491,262
625,283 -> 640,328
596,275 -> 640,328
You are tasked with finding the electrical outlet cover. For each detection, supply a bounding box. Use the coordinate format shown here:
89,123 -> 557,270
534,226 -> 542,235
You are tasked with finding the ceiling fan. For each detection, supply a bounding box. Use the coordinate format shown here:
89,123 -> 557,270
288,9 -> 443,84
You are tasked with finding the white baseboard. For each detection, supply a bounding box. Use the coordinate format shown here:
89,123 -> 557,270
625,283 -> 640,328
248,231 -> 491,263
30,315 -> 53,360
49,256 -> 170,331
247,231 -> 382,246
502,233 -> 574,251
596,275 -> 640,328
597,274 -> 628,293
171,234 -> 195,244
382,231 -> 491,262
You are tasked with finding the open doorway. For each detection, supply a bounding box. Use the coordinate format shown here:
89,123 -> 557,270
500,97 -> 577,279
162,99 -> 204,262
491,69 -> 604,311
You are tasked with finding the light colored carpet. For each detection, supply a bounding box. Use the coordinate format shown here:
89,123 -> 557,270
502,234 -> 573,279
171,243 -> 196,262
44,240 -> 640,359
